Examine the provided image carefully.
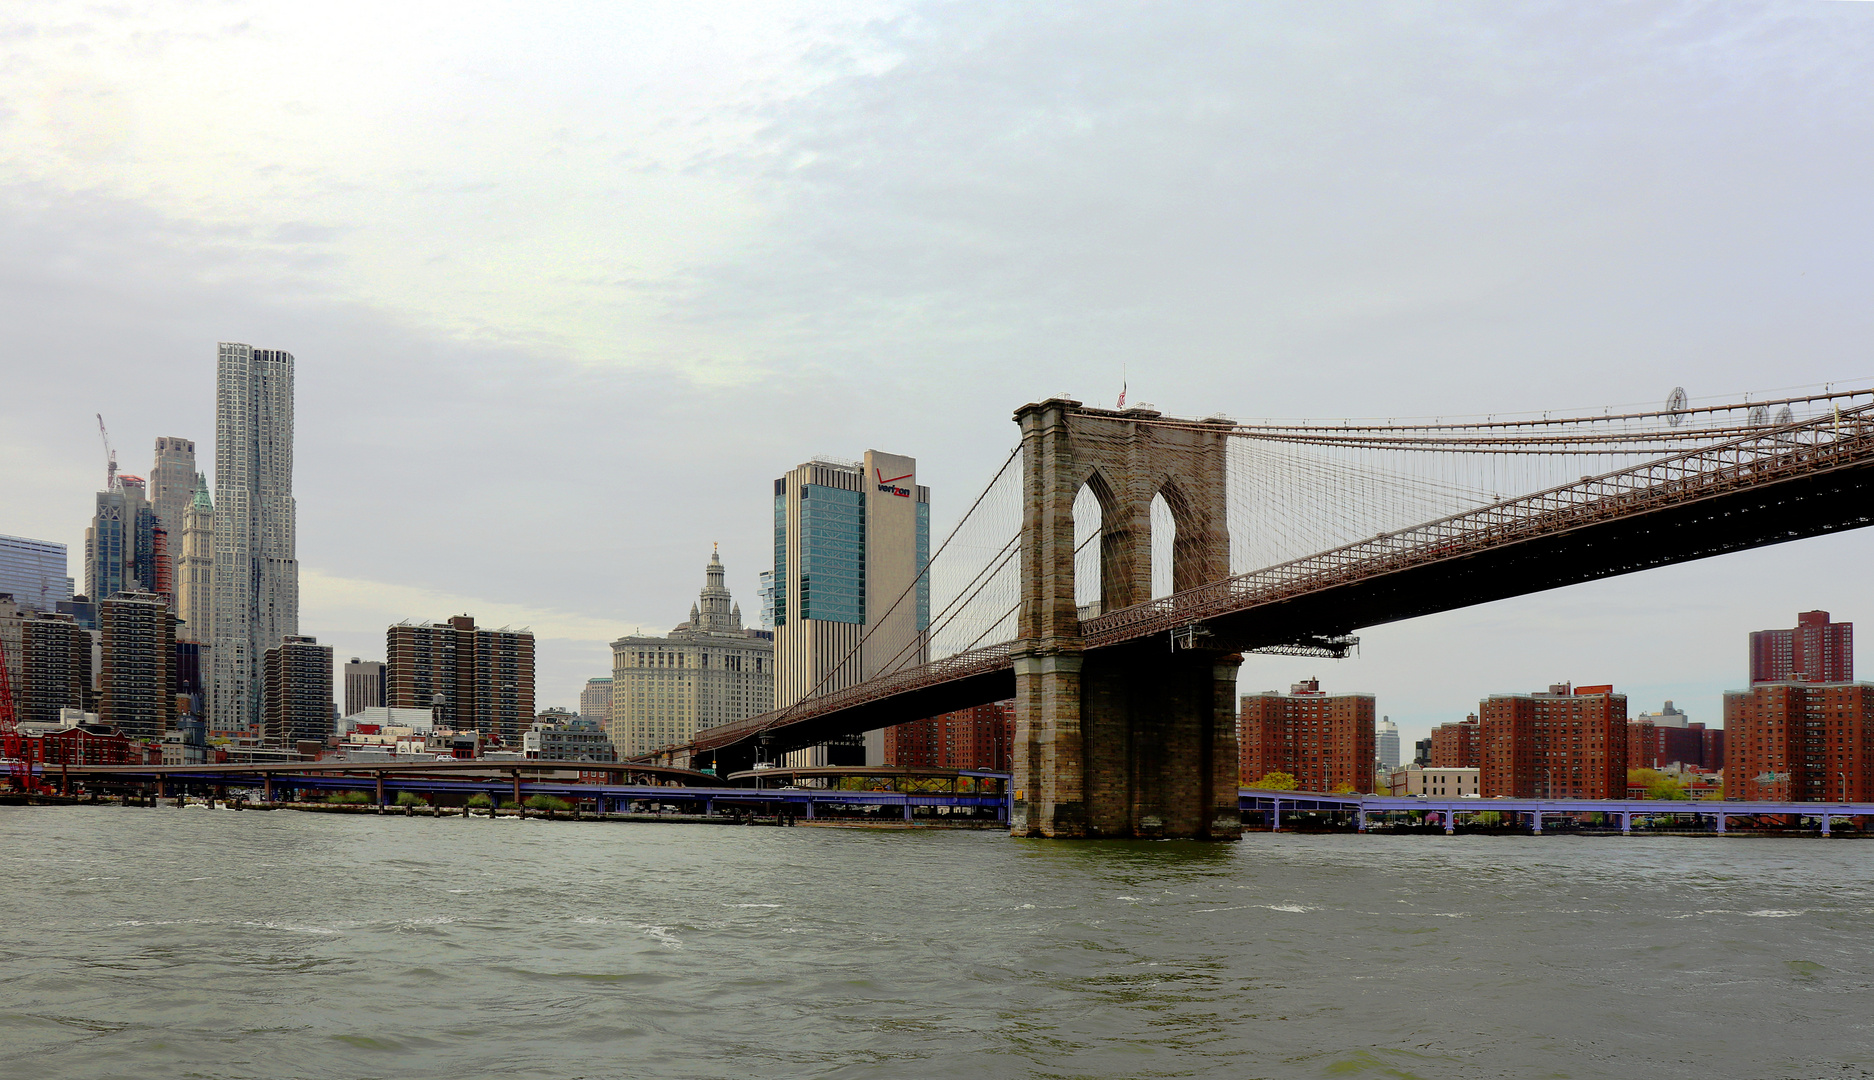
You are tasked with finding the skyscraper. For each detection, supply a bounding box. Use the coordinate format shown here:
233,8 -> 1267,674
1375,715 -> 1401,771
0,534 -> 74,613
149,436 -> 197,591
772,452 -> 930,766
85,481 -> 162,604
0,596 -> 93,724
99,591 -> 177,741
1750,610 -> 1852,685
264,635 -> 335,745
176,476 -> 214,643
579,677 -> 613,730
211,343 -> 299,734
344,657 -> 385,716
611,549 -> 773,758
386,615 -> 535,742
756,570 -> 776,632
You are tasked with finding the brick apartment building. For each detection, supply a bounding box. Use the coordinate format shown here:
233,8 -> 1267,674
1429,714 -> 1482,768
0,597 -> 95,726
1751,610 -> 1852,685
1725,682 -> 1874,802
1480,683 -> 1628,798
1238,679 -> 1377,792
386,615 -> 535,743
1626,701 -> 1725,771
263,635 -> 334,745
883,700 -> 1014,771
98,591 -> 177,742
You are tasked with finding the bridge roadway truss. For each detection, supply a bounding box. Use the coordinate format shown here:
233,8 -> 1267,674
670,393 -> 1874,838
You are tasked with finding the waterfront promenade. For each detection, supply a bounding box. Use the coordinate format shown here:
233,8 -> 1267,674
26,761 -> 1874,835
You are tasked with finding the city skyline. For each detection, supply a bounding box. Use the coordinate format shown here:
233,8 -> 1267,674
10,8 -> 1874,1076
8,5 -> 1874,746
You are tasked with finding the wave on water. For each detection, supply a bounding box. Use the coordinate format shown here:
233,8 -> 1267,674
243,921 -> 340,935
637,925 -> 682,948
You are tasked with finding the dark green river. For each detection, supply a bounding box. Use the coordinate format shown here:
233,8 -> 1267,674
1,805 -> 1869,1079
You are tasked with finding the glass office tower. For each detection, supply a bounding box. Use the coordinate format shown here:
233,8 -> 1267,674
771,451 -> 930,766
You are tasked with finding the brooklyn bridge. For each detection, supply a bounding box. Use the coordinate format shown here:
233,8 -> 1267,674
41,388 -> 1874,841
644,387 -> 1874,839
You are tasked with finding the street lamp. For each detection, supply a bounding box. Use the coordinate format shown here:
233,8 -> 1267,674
1841,771 -> 1849,804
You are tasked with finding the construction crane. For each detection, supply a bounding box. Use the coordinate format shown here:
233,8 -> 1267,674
96,413 -> 117,491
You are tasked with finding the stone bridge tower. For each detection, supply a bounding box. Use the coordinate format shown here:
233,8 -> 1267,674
1011,398 -> 1242,839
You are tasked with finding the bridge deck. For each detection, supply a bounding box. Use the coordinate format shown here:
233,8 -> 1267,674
677,405 -> 1874,764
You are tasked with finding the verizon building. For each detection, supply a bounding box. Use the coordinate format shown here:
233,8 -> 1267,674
772,451 -> 930,766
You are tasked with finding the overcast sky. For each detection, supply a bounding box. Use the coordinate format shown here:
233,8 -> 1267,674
4,1 -> 1874,749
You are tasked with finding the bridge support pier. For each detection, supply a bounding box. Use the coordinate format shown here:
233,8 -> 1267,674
1716,813 -> 1726,834
1620,812 -> 1632,835
1011,644 -> 1242,839
1821,813 -> 1832,837
1009,397 -> 1241,840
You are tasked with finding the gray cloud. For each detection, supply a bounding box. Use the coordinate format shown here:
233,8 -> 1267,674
5,1 -> 1874,734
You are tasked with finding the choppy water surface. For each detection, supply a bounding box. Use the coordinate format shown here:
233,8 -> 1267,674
2,807 -> 1872,1079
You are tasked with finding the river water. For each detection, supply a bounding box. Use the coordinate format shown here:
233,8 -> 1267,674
1,805 -> 1870,1079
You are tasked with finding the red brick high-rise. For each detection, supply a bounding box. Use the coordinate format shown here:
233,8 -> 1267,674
1480,683 -> 1628,798
1429,714 -> 1482,768
386,615 -> 535,743
1725,682 -> 1874,802
883,700 -> 1014,771
1238,679 -> 1377,792
1751,611 -> 1852,685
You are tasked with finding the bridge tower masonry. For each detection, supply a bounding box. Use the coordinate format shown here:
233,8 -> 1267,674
1011,398 -> 1242,839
